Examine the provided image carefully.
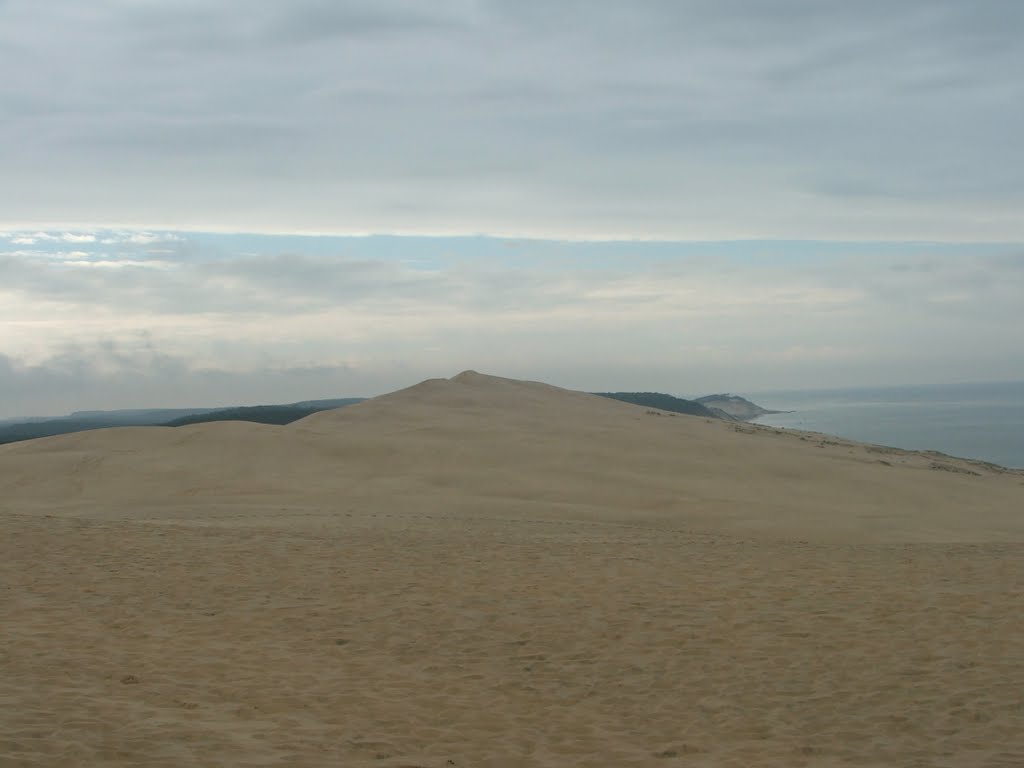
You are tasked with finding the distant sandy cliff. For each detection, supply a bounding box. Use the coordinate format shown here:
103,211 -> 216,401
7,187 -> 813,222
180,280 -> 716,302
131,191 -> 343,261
695,393 -> 784,421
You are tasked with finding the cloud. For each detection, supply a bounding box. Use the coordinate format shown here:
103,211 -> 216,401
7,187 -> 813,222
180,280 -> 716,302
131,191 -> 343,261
4,231 -> 97,244
3,232 -> 872,323
263,0 -> 474,45
1,1 -> 1022,239
91,231 -> 183,246
1,230 -> 1022,419
61,259 -> 172,269
0,345 -> 377,418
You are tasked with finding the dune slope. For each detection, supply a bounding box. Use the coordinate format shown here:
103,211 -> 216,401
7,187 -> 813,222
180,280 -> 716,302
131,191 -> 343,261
2,369 -> 1021,542
2,371 -> 1022,767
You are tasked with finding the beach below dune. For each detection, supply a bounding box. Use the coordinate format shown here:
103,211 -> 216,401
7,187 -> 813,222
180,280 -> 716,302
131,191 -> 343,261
3,506 -> 1023,768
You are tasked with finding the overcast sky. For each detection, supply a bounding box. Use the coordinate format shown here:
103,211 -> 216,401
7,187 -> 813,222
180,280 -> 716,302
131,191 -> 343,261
2,230 -> 1022,417
3,0 -> 1022,239
1,2 -> 1022,416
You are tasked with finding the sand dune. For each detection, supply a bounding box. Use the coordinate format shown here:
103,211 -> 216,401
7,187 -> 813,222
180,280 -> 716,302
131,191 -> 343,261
3,370 -> 1021,542
2,371 -> 1022,766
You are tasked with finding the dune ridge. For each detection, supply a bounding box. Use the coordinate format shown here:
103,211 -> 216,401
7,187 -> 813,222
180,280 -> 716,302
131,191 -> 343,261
2,371 -> 1022,766
2,370 -> 1020,542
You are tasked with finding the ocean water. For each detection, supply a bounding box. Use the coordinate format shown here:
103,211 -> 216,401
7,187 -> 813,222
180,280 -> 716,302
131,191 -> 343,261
749,381 -> 1024,470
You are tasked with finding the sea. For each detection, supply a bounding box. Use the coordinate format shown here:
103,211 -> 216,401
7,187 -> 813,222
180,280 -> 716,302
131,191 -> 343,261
749,381 -> 1024,470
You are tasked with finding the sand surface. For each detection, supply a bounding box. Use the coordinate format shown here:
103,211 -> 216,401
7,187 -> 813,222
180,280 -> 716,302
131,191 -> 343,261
2,371 -> 1023,767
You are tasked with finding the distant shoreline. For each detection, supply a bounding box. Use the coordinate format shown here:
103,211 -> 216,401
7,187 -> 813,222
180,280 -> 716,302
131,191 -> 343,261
750,382 -> 1024,470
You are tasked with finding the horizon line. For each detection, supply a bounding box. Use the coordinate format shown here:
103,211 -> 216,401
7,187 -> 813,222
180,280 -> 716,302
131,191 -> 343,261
3,223 -> 1024,247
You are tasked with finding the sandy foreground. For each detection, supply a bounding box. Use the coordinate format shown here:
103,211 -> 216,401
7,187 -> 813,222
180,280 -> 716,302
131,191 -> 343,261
2,371 -> 1022,767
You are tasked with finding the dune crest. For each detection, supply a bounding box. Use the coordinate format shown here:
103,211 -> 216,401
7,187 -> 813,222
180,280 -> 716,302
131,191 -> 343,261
2,370 -> 1022,542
